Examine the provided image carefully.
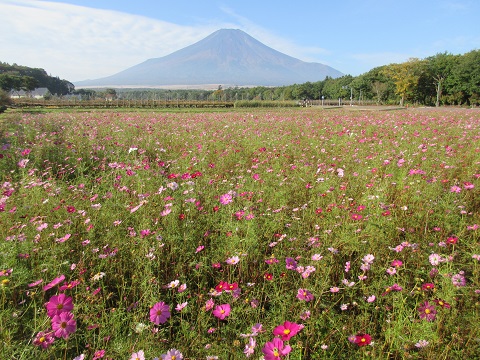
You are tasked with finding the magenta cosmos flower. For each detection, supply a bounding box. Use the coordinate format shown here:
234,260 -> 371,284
354,334 -> 372,347
418,301 -> 437,321
45,293 -> 74,318
43,274 -> 65,291
219,193 -> 233,205
212,303 -> 231,320
296,288 -> 314,302
273,321 -> 302,341
262,338 -> 292,360
51,311 -> 77,339
150,302 -> 171,325
433,299 -> 451,309
33,330 -> 55,349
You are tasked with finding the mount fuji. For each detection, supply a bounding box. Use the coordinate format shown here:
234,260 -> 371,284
75,29 -> 343,87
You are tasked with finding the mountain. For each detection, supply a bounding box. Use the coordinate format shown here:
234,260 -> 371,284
75,29 -> 343,87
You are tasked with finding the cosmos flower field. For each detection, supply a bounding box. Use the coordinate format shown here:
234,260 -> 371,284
0,107 -> 479,359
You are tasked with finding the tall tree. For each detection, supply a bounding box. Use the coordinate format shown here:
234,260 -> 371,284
426,52 -> 457,107
383,58 -> 424,106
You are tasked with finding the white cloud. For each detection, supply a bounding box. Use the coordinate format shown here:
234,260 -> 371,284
0,0 -> 337,82
0,0 -> 221,81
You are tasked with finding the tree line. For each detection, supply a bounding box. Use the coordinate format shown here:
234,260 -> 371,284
2,49 -> 479,107
0,62 -> 74,97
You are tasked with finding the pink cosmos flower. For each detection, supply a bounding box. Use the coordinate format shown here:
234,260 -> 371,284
175,302 -> 188,312
350,213 -> 363,221
92,350 -> 106,360
273,321 -> 302,341
212,303 -> 231,320
296,288 -> 314,302
415,340 -> 429,348
130,350 -> 145,360
382,283 -> 403,296
386,267 -> 397,275
0,268 -> 12,277
149,302 -> 171,325
450,185 -> 462,193
205,298 -> 215,311
17,159 -> 29,168
429,253 -> 444,266
45,293 -> 74,318
160,348 -> 183,360
463,182 -> 474,190
299,310 -> 311,320
244,337 -> 256,357
43,274 -> 65,291
451,272 -> 466,287
59,280 -> 80,291
33,330 -> 55,349
219,193 -> 233,205
362,254 -> 375,264
391,259 -> 403,268
28,279 -> 43,287
285,257 -> 297,270
51,311 -> 77,339
226,256 -> 240,265
262,338 -> 292,360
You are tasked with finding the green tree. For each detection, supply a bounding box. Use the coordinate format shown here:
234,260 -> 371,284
449,50 -> 480,105
0,89 -> 11,112
22,76 -> 39,95
424,52 -> 458,106
383,58 -> 424,106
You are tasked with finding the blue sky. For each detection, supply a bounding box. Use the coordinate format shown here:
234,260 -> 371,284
1,0 -> 479,82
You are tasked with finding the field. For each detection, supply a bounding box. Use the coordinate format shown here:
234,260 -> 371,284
0,107 -> 479,360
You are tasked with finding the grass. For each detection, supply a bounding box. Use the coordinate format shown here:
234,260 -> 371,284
0,107 -> 479,359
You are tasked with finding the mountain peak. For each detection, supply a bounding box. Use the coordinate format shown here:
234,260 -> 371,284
75,29 -> 343,87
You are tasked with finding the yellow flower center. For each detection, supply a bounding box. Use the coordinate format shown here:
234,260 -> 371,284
57,304 -> 63,309
39,336 -> 45,343
283,329 -> 291,335
361,338 -> 366,343
273,348 -> 280,357
425,309 -> 431,314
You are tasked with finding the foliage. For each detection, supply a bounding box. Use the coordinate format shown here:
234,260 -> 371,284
382,58 -> 424,106
0,108 -> 479,360
0,62 -> 74,96
0,89 -> 11,112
